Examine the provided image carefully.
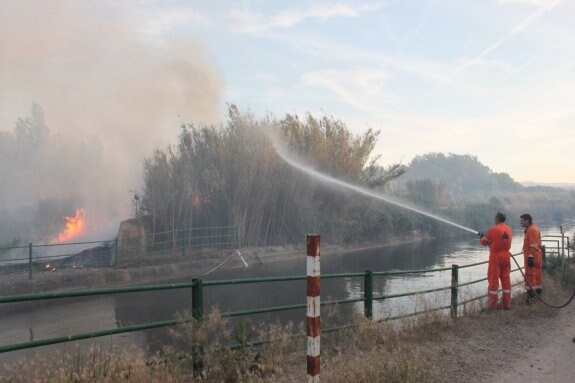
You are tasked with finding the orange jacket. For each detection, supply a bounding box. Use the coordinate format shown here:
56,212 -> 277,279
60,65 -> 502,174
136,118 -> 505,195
523,224 -> 542,257
480,223 -> 512,255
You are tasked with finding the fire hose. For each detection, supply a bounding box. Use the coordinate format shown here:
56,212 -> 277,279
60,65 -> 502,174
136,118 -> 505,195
509,251 -> 575,309
196,250 -> 248,277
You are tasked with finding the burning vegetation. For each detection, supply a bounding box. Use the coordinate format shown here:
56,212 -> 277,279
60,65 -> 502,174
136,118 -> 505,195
54,208 -> 87,243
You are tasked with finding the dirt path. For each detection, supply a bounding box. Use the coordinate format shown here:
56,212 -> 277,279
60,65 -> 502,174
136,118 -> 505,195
428,290 -> 575,383
492,300 -> 575,383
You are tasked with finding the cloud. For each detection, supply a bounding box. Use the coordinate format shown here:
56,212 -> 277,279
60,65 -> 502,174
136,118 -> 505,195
301,68 -> 391,112
138,7 -> 211,36
449,0 -> 561,79
498,0 -> 558,6
256,31 -> 496,99
230,2 -> 381,33
502,55 -> 540,79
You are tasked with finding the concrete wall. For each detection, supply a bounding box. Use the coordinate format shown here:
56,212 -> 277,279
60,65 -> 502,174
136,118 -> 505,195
116,218 -> 148,262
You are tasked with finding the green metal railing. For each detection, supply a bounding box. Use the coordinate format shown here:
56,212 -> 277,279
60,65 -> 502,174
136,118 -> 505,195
542,235 -> 571,258
0,256 -> 521,355
0,234 -> 568,355
0,226 -> 239,279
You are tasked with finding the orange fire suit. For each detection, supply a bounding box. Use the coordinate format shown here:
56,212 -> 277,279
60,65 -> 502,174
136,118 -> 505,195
480,223 -> 513,309
523,224 -> 542,293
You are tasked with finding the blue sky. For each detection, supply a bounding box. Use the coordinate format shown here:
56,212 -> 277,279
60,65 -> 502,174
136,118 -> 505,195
2,0 -> 574,184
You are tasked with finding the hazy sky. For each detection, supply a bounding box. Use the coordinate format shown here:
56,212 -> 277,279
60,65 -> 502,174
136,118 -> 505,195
2,0 -> 574,184
141,0 -> 573,184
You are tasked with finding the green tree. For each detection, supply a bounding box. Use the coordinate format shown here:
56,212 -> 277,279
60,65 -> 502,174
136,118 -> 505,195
139,106 -> 406,247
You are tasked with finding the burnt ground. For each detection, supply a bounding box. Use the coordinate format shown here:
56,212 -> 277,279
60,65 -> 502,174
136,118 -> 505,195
0,242 -> 113,275
0,242 -> 353,297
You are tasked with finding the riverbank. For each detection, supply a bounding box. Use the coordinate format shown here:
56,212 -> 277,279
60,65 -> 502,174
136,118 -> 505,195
0,235 -> 430,297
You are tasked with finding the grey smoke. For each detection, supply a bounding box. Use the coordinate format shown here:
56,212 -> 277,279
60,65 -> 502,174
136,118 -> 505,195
0,0 -> 224,244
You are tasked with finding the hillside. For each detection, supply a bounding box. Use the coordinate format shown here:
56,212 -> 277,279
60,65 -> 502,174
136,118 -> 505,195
385,152 -> 575,227
522,182 -> 575,190
393,152 -> 522,199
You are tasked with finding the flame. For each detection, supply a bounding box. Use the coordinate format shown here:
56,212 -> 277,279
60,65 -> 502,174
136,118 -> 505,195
55,209 -> 86,242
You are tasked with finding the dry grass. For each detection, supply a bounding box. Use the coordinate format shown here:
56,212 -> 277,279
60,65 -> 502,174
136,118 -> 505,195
319,318 -> 445,383
0,345 -> 175,383
0,302 -> 449,383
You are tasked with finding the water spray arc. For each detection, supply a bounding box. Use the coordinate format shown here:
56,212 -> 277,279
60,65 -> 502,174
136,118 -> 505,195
272,136 -> 575,312
270,137 -> 479,235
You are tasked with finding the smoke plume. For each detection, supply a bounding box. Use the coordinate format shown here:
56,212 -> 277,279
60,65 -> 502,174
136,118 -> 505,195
0,0 -> 224,243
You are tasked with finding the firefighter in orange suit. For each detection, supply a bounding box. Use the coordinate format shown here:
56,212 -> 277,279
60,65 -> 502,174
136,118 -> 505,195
520,213 -> 542,302
478,212 -> 513,310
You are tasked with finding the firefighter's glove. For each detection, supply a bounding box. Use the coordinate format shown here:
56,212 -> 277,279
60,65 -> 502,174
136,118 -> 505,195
477,232 -> 484,239
527,257 -> 535,268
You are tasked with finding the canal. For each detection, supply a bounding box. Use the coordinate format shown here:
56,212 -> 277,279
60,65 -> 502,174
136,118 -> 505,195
0,224 -> 571,364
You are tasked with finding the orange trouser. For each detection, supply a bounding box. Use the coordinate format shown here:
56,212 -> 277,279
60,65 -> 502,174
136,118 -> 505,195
487,252 -> 511,309
523,252 -> 542,291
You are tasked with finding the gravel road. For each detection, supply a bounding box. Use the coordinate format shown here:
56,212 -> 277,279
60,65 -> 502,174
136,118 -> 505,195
429,286 -> 575,383
492,297 -> 575,383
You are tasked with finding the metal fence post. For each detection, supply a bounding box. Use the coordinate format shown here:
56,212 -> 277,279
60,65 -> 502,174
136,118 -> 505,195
28,243 -> 33,280
450,264 -> 459,319
542,245 -> 546,265
182,227 -> 187,257
307,234 -> 320,383
559,225 -> 565,256
192,278 -> 204,320
114,238 -> 119,266
191,277 -> 204,376
364,270 -> 373,320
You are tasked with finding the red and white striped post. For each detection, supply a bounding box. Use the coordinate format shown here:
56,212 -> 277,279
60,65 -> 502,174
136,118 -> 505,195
307,234 -> 320,382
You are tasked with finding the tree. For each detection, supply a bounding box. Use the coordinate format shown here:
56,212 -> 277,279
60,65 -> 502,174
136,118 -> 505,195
15,104 -> 49,150
139,106 -> 407,247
